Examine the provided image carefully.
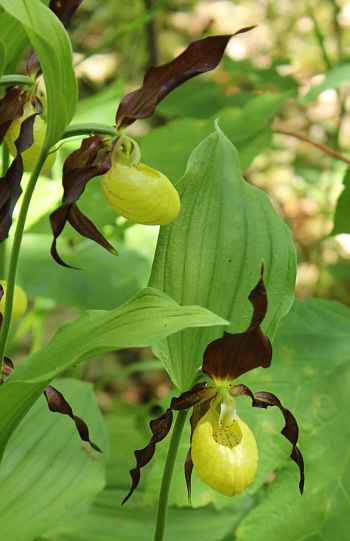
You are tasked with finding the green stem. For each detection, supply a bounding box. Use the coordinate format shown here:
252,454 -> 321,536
0,144 -> 10,279
0,148 -> 48,374
62,123 -> 118,140
0,75 -> 34,88
153,409 -> 188,541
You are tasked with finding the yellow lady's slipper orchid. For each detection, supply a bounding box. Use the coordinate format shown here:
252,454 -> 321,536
100,135 -> 180,225
191,407 -> 258,497
5,105 -> 57,173
0,280 -> 27,321
122,268 -> 304,505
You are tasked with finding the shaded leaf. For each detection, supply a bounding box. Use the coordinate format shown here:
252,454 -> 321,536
0,379 -> 107,541
115,27 -> 255,130
202,269 -> 272,381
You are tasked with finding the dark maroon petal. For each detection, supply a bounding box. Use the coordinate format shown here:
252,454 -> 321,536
184,448 -> 193,503
202,266 -> 272,382
122,409 -> 173,505
253,391 -> 304,494
68,203 -> 118,256
49,136 -> 114,268
0,155 -> 24,242
44,385 -> 102,452
0,284 -> 3,302
49,0 -> 82,28
115,27 -> 255,130
0,87 -> 24,145
170,383 -> 215,411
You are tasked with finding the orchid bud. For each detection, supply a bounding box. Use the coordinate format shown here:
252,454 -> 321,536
100,135 -> 180,225
191,407 -> 258,497
0,280 -> 28,321
5,102 -> 56,172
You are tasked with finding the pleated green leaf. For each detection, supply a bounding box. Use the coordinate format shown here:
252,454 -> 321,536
0,38 -> 6,77
149,123 -> 296,391
0,379 -> 107,541
0,287 -> 227,463
41,488 -> 250,541
0,0 -> 77,147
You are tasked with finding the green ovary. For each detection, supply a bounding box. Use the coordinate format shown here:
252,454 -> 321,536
191,408 -> 258,497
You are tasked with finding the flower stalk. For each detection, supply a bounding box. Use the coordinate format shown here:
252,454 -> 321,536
0,147 -> 48,374
154,409 -> 188,541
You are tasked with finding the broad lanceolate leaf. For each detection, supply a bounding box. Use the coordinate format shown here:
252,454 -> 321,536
0,0 -> 78,148
0,287 -> 227,462
149,124 -> 296,391
332,166 -> 350,235
115,27 -> 255,130
0,379 -> 107,541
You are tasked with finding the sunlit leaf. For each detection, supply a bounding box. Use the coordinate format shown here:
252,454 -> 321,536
149,123 -> 296,391
0,287 -> 227,462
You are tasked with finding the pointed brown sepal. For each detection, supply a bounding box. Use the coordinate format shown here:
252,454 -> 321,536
115,26 -> 256,130
184,448 -> 194,503
170,382 -> 215,411
0,155 -> 24,242
49,135 -> 118,268
202,267 -> 272,382
0,86 -> 25,146
252,391 -> 305,494
0,357 -> 14,386
44,385 -> 102,453
122,409 -> 173,505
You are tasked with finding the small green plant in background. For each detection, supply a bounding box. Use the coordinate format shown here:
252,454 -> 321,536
0,1 -> 349,541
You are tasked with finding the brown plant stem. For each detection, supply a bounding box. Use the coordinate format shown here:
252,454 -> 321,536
275,129 -> 350,165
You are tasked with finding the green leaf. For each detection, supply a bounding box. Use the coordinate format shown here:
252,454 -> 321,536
332,167 -> 350,235
16,234 -> 151,311
0,38 -> 6,77
0,0 -> 78,148
301,62 -> 350,103
149,123 -> 296,391
235,296 -> 350,541
41,488 -> 251,541
0,10 -> 29,74
138,91 -> 289,181
0,379 -> 107,541
0,288 -> 227,462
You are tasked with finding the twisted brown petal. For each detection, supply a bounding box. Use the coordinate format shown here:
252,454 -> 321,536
122,409 -> 173,505
231,384 -> 304,494
44,385 -> 102,453
116,27 -> 255,130
252,391 -> 304,494
49,136 -> 118,268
